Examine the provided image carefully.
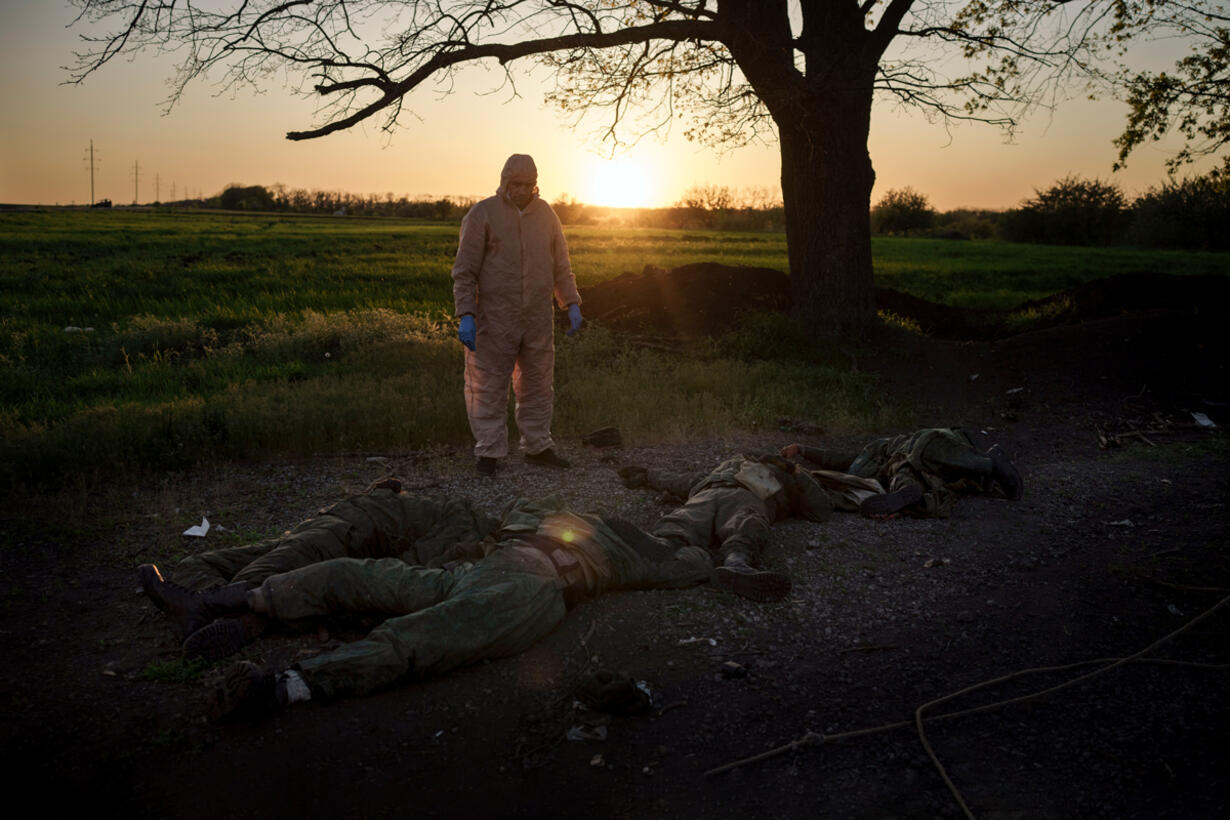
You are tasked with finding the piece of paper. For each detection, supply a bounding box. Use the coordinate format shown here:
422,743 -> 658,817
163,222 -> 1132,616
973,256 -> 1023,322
1191,411 -> 1216,428
183,517 -> 210,537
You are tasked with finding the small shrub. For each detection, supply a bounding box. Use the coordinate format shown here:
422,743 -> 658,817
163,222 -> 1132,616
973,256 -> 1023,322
1001,176 -> 1130,246
871,188 -> 936,236
1129,168 -> 1230,250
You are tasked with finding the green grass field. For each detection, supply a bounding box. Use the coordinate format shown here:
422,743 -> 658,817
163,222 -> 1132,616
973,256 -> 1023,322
3,208 -> 1226,487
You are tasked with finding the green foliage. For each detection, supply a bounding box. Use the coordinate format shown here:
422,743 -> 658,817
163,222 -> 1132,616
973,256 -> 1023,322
869,236 -> 1230,308
1114,17 -> 1228,173
1128,164 -> 1230,250
871,188 -> 936,236
1001,176 -> 1132,246
3,209 -> 1228,488
931,209 -> 1002,240
555,326 -> 902,441
713,310 -> 845,366
218,184 -> 275,212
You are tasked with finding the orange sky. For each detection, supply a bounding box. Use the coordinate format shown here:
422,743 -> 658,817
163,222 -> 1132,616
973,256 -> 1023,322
0,2 -> 1216,211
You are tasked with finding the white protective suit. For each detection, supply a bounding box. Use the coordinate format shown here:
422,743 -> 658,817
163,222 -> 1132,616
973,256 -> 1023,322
451,154 -> 582,458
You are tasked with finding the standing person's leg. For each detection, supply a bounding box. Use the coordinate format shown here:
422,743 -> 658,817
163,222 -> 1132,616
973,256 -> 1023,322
465,322 -> 519,468
514,314 -> 566,465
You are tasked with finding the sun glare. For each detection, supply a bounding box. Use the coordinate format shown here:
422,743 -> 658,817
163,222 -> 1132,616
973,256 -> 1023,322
584,160 -> 654,208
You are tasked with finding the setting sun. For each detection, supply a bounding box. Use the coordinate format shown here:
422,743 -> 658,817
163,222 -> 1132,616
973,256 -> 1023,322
582,159 -> 655,208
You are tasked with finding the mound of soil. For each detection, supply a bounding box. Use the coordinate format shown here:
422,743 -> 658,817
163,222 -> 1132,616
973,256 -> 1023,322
3,262 -> 1228,820
579,263 -> 1230,343
577,262 -> 791,337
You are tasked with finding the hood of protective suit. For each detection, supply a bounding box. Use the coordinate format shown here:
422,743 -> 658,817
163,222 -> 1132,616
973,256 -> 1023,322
497,153 -> 539,199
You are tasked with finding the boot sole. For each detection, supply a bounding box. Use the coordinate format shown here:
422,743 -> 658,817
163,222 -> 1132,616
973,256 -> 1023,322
714,567 -> 792,603
183,617 -> 261,662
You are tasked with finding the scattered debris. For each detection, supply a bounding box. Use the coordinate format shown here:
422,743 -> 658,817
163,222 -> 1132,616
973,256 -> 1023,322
1105,519 -> 1135,527
1191,411 -> 1216,428
566,725 -> 608,742
182,517 -> 210,537
677,636 -> 717,646
923,558 -> 951,569
719,661 -> 747,680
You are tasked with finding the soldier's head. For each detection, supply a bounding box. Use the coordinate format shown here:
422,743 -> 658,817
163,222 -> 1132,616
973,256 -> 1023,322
499,153 -> 538,209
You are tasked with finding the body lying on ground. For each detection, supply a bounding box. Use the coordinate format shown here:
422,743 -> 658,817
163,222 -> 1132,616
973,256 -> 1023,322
139,487 -> 721,721
617,452 -> 834,602
780,427 -> 1024,518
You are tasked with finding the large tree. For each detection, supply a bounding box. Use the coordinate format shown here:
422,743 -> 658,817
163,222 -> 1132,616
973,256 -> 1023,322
65,1 -> 1219,336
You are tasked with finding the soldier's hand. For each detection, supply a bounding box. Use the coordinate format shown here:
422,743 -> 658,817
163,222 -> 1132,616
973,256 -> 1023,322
780,444 -> 801,460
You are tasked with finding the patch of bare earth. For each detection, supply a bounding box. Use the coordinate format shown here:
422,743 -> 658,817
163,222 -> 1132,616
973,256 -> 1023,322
2,267 -> 1227,819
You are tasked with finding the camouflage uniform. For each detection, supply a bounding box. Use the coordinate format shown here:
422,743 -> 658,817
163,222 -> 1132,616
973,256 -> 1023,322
799,428 -> 995,518
171,491 -> 499,591
630,455 -> 833,568
240,496 -> 711,700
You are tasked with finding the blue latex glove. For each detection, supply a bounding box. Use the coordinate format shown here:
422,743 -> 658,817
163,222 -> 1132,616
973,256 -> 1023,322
458,315 -> 476,351
566,304 -> 583,336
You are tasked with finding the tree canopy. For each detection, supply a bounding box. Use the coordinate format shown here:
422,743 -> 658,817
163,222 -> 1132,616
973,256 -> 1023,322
1112,4 -> 1229,174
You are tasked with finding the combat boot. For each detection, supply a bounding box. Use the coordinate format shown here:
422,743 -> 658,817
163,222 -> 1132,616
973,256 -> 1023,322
137,564 -> 251,641
183,613 -> 270,661
713,554 -> 792,603
987,445 -> 1024,500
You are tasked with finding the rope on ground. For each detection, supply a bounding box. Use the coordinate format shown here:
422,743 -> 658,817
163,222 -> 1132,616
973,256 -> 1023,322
704,592 -> 1230,806
916,592 -> 1230,819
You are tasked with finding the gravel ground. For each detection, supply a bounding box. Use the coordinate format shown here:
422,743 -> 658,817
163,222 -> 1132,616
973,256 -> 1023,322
2,304 -> 1228,820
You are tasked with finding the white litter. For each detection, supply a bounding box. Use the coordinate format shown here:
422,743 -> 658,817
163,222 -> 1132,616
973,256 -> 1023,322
677,636 -> 717,646
1191,411 -> 1216,428
182,517 -> 210,537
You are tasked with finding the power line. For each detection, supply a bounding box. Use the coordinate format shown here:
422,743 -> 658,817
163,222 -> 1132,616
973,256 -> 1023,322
131,160 -> 141,205
82,139 -> 100,206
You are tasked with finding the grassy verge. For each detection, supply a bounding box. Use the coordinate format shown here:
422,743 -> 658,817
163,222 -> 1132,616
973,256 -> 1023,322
3,209 -> 1226,488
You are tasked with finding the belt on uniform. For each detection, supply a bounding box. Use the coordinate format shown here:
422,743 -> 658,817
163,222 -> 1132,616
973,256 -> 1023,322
513,534 -> 588,608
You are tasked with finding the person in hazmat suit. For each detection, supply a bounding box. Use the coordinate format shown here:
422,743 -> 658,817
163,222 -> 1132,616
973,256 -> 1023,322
452,153 -> 582,476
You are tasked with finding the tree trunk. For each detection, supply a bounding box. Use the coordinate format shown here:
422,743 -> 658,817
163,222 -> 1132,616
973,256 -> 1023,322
779,84 -> 878,339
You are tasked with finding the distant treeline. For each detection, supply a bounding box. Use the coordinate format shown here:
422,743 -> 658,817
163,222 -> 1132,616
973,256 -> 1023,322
186,184 -> 480,220
173,165 -> 1227,250
869,167 -> 1229,251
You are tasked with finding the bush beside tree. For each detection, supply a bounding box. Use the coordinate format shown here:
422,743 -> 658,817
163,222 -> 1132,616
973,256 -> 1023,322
871,188 -> 936,236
